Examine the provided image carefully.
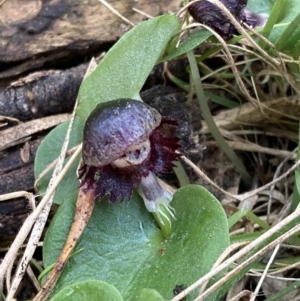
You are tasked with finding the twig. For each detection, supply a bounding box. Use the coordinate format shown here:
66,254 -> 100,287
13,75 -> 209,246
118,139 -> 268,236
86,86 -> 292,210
180,155 -> 235,199
249,244 -> 280,301
227,290 -> 251,301
32,183 -> 95,301
267,148 -> 297,222
198,242 -> 249,295
181,155 -> 300,203
0,191 -> 36,211
26,265 -> 41,292
132,7 -> 153,19
98,0 -> 134,26
34,146 -> 78,186
206,140 -> 296,160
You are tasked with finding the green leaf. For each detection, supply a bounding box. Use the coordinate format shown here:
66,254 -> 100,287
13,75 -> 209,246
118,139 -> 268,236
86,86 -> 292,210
50,280 -> 123,301
259,0 -> 286,44
268,0 -> 300,53
130,288 -> 165,301
76,14 -> 181,122
274,12 -> 300,53
34,119 -> 82,205
162,30 -> 212,62
204,91 -> 239,109
44,185 -> 229,301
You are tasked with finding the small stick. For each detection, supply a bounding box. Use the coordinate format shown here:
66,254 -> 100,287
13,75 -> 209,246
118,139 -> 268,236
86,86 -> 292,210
32,183 -> 95,301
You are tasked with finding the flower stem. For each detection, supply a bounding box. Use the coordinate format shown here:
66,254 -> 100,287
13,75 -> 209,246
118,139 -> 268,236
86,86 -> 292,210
33,183 -> 95,301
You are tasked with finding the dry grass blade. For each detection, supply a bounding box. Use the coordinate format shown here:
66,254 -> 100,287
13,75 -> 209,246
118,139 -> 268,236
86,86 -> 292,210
32,183 -> 95,301
249,244 -> 280,301
198,242 -> 249,295
98,0 -> 134,26
0,144 -> 82,295
207,140 -> 296,160
227,290 -> 252,301
194,222 -> 300,301
180,154 -> 236,199
184,21 -> 258,106
34,145 -> 79,187
182,153 -> 300,203
0,191 -> 36,210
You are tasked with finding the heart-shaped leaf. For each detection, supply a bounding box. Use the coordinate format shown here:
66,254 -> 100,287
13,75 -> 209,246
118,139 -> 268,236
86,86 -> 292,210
44,185 -> 229,301
49,279 -> 123,301
130,288 -> 165,301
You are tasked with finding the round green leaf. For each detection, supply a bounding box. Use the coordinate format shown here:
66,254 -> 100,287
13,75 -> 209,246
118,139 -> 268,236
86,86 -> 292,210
50,280 -> 123,301
130,288 -> 165,301
44,185 -> 229,301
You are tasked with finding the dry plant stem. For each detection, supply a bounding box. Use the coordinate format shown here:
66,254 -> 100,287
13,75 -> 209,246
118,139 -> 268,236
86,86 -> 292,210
26,265 -> 41,292
249,244 -> 280,301
268,258 -> 300,276
200,57 -> 258,82
180,155 -> 234,199
170,182 -> 300,300
6,112 -> 78,301
182,155 -> 300,203
198,242 -> 249,295
194,223 -> 300,301
0,115 -> 20,124
183,153 -> 300,205
198,61 -> 237,89
33,183 -> 95,301
208,139 -> 297,160
35,146 -> 78,186
6,260 -> 14,292
98,0 -> 134,26
255,274 -> 300,282
132,7 -> 153,19
227,290 -> 251,301
267,148 -> 297,222
0,191 -> 36,210
176,0 -> 211,18
0,144 -> 82,294
236,158 -> 300,201
188,22 -> 258,106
